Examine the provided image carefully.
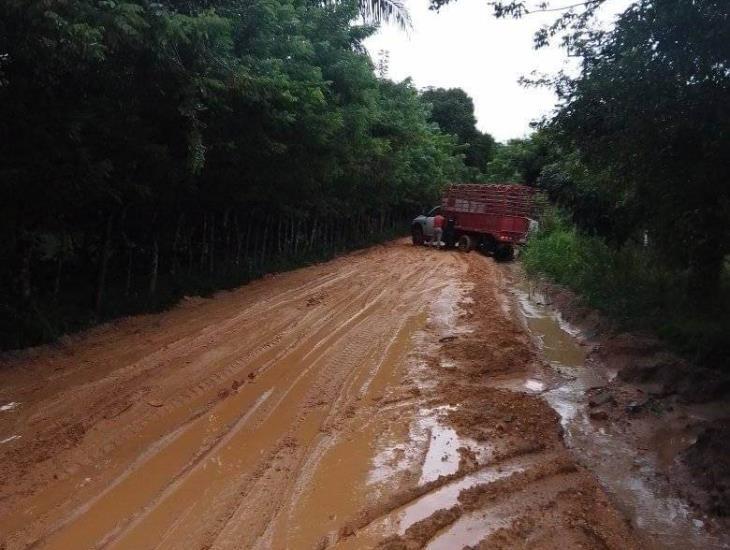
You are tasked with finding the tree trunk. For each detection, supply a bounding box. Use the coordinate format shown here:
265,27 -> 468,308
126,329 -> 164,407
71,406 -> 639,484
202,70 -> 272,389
209,215 -> 215,275
234,214 -> 241,267
199,213 -> 207,271
294,218 -> 302,257
19,242 -> 32,301
187,232 -> 193,275
223,208 -> 231,266
308,216 -> 318,252
244,215 -> 252,271
126,248 -> 134,296
171,212 -> 184,276
53,253 -> 63,301
251,217 -> 260,274
260,215 -> 270,270
149,236 -> 159,297
95,213 -> 114,314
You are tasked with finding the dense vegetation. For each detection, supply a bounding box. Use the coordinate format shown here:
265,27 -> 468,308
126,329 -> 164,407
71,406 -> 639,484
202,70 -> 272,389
0,0 -> 467,350
478,0 -> 730,367
420,87 -> 496,176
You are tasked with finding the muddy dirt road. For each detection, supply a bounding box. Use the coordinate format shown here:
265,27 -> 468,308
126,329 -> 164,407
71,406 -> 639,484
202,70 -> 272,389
0,240 -> 654,549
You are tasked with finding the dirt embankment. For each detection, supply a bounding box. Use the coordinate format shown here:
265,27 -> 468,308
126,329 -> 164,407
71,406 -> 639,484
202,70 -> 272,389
525,274 -> 730,531
0,240 -> 642,549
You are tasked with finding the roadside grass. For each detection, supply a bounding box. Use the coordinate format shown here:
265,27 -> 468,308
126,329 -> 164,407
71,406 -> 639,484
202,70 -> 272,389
522,208 -> 730,368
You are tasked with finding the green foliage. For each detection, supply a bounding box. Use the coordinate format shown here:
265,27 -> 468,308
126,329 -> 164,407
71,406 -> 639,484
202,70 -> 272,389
420,87 -> 496,174
553,0 -> 730,292
0,0 -> 464,350
426,0 -> 730,368
524,208 -> 730,367
482,132 -> 558,184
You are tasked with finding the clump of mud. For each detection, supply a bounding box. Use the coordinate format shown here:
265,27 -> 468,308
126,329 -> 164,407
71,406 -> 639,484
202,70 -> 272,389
444,389 -> 561,449
679,419 -> 730,516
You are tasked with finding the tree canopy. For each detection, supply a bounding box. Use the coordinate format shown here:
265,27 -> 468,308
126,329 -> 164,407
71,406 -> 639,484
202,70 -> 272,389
472,0 -> 730,364
0,0 -> 464,349
552,0 -> 730,291
421,87 -> 497,174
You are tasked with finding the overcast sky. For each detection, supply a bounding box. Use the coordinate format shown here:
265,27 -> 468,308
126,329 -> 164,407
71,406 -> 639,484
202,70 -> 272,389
364,0 -> 631,142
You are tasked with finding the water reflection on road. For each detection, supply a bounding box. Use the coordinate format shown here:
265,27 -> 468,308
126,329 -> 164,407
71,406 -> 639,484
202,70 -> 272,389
510,276 -> 725,550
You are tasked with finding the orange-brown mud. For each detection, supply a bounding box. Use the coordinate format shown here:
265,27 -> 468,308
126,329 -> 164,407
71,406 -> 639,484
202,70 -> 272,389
510,270 -> 730,549
0,240 -> 707,549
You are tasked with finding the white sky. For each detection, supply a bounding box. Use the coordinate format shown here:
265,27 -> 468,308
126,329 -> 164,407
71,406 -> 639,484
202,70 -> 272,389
364,0 -> 632,142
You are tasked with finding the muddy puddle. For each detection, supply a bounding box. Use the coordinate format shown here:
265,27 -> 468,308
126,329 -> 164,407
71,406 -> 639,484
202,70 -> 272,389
510,278 -> 726,549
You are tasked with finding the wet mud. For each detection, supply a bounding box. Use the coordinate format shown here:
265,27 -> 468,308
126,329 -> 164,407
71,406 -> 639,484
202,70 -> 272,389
508,271 -> 730,549
0,239 -> 720,549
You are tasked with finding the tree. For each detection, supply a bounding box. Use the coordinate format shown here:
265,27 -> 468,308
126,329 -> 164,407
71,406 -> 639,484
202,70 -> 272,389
482,132 -> 557,184
421,87 -> 496,173
552,0 -> 730,294
359,0 -> 411,29
0,0 -> 462,349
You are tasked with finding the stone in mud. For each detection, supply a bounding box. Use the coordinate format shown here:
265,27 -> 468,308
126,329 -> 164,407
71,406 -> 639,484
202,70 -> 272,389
589,390 -> 615,408
679,419 -> 730,517
625,399 -> 648,414
338,523 -> 355,538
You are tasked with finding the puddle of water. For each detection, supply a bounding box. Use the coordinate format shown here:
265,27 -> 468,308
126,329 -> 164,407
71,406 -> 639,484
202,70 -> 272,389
426,506 -> 510,550
398,458 -> 535,534
523,379 -> 545,393
1,401 -> 20,412
428,282 -> 471,336
1,435 -> 21,444
513,288 -> 586,370
513,278 -> 726,550
416,407 -> 492,486
419,416 -> 461,484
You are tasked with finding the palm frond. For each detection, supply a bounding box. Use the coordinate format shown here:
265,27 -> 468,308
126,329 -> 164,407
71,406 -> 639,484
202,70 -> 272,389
359,0 -> 412,29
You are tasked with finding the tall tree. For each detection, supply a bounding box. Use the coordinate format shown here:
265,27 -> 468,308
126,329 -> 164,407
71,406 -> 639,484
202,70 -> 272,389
421,87 -> 496,173
552,0 -> 730,294
0,0 -> 462,350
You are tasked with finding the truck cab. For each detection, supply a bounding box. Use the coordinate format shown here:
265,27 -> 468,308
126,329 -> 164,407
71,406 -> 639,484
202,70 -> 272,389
411,206 -> 442,245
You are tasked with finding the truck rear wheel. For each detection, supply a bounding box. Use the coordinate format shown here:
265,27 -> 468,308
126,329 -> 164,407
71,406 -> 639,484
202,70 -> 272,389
494,245 -> 515,262
458,234 -> 473,253
411,225 -> 424,246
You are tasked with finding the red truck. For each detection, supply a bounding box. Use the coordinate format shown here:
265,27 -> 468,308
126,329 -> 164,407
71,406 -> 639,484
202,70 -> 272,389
411,183 -> 537,260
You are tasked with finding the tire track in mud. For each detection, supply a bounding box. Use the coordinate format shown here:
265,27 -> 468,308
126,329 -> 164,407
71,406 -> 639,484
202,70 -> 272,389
0,242 -> 642,550
1,270 -> 378,545
0,267 -> 359,494
327,252 -> 641,550
144,255 -> 455,549
0,242 -> 458,550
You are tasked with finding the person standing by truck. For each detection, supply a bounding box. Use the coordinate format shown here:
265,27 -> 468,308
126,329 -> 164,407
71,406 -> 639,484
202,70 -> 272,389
431,212 -> 445,248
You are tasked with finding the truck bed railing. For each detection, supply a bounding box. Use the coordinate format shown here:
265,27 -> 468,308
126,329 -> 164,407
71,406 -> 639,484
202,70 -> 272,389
441,183 -> 537,218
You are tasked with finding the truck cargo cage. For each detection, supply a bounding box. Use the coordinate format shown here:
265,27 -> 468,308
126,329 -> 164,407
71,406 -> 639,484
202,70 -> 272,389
441,184 -> 538,218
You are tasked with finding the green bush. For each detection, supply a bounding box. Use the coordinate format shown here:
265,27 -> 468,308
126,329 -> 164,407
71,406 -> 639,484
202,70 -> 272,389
523,207 -> 730,367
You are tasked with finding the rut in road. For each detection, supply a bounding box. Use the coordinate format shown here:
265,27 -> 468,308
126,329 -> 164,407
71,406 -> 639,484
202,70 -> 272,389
0,241 -> 639,549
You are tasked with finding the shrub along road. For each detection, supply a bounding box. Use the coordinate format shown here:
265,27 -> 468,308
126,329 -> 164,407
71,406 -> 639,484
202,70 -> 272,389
0,240 -> 642,549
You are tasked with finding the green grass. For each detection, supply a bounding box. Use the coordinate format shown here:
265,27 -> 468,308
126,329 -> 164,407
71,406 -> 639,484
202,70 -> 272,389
522,208 -> 730,367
